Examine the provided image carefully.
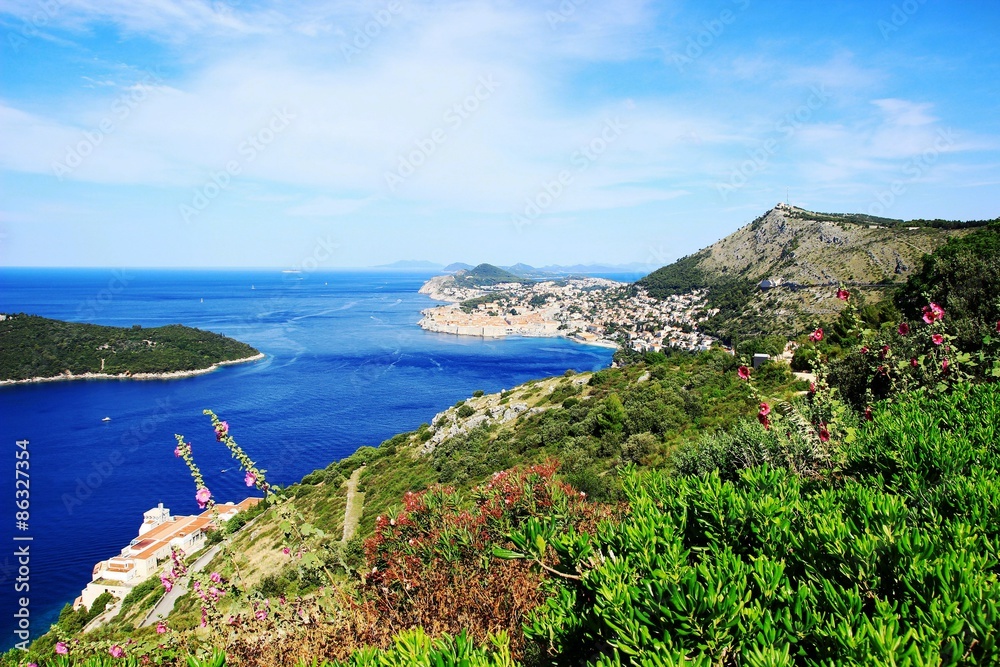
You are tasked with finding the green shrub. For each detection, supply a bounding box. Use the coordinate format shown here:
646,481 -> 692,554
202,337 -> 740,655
522,384 -> 1000,665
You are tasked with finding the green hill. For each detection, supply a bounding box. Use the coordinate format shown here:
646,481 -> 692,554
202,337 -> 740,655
0,314 -> 260,382
638,203 -> 995,341
454,263 -> 532,287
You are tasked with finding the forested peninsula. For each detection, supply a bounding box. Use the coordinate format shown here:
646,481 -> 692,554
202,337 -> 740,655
0,313 -> 262,384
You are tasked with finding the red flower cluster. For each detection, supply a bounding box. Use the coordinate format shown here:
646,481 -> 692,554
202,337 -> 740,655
809,328 -> 824,342
757,402 -> 771,430
836,288 -> 850,301
737,365 -> 751,381
922,302 -> 945,324
363,461 -> 585,595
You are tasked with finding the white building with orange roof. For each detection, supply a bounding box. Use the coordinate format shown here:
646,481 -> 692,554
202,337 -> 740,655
76,498 -> 260,610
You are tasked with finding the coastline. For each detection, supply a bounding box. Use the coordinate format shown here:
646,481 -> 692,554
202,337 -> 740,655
0,352 -> 266,387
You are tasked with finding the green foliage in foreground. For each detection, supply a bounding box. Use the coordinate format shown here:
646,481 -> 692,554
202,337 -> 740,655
0,314 -> 259,381
524,383 -> 999,666
300,629 -> 517,667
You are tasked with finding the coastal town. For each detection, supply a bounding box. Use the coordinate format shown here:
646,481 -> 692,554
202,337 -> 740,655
418,272 -> 716,353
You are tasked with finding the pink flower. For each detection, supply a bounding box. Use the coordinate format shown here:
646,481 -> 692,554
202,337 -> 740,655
809,382 -> 816,394
922,302 -> 945,324
196,487 -> 211,509
109,645 -> 124,658
996,320 -> 1000,333
860,346 -> 869,355
244,471 -> 256,487
200,607 -> 207,628
911,357 -> 919,368
864,407 -> 873,422
836,288 -> 850,301
55,642 -> 68,654
808,328 -> 823,342
173,447 -> 181,458
282,547 -> 290,556
737,365 -> 751,381
255,609 -> 268,621
817,425 -> 830,442
898,322 -> 910,336
931,333 -> 944,345
210,571 -> 221,583
161,576 -> 173,592
757,402 -> 771,430
942,358 -> 949,372
215,421 -> 229,441
156,622 -> 167,634
880,345 -> 890,359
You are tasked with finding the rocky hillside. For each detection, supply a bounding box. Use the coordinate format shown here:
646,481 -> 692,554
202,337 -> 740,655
640,203 -> 988,339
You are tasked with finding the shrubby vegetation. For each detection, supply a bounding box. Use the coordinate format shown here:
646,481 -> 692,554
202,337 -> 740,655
0,314 -> 259,381
9,225 -> 1000,666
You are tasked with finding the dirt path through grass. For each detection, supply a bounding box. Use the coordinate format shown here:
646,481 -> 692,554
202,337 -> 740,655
342,466 -> 366,542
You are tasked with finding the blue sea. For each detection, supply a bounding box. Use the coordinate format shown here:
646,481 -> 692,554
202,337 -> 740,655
0,268 -> 622,651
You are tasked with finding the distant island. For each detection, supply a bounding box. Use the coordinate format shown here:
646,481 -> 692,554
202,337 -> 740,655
0,314 -> 263,384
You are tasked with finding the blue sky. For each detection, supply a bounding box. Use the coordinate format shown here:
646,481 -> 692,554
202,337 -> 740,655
1,0 -> 998,268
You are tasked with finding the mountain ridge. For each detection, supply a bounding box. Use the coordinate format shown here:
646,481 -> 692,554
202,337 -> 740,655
639,203 -> 994,339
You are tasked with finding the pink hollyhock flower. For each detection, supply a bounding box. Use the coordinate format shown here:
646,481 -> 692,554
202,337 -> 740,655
174,447 -> 181,458
931,333 -> 944,345
898,322 -> 910,336
196,487 -> 211,509
282,547 -> 291,556
860,346 -> 869,355
922,302 -> 945,324
200,608 -> 207,628
809,382 -> 816,394
215,421 -> 229,441
109,645 -> 124,658
880,345 -> 890,359
244,471 -> 256,487
255,609 -> 268,621
817,425 -> 830,442
996,320 -> 1000,333
911,357 -> 918,368
55,642 -> 68,654
942,358 -> 949,372
808,328 -> 823,342
737,365 -> 750,381
161,576 -> 173,592
757,402 -> 771,430
864,407 -> 873,422
836,288 -> 850,301
210,571 -> 221,583
156,622 -> 167,634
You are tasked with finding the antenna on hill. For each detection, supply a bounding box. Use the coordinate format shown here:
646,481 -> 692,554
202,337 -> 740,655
786,187 -> 789,206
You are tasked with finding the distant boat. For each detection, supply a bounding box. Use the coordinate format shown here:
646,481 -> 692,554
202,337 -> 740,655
282,270 -> 301,274
200,298 -> 204,303
251,285 -> 255,290
101,417 -> 111,422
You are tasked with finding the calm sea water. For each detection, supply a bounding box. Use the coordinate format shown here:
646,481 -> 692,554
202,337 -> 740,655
0,268 -> 622,650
